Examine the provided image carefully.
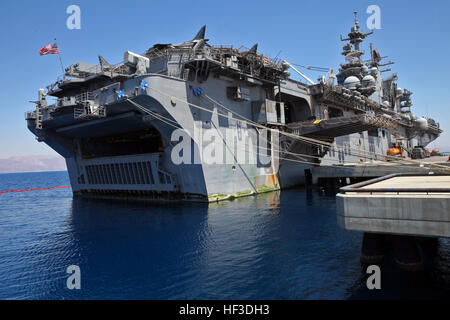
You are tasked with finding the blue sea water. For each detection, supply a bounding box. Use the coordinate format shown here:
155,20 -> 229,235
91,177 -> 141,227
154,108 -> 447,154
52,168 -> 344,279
0,171 -> 449,300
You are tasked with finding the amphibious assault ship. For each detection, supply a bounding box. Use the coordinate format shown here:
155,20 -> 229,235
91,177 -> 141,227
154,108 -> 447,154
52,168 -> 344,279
26,13 -> 442,201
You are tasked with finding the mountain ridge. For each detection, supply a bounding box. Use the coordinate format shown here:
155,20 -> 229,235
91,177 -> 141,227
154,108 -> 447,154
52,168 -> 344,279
0,155 -> 66,174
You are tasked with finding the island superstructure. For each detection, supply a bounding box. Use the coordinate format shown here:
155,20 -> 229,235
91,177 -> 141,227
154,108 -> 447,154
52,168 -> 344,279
26,14 -> 442,201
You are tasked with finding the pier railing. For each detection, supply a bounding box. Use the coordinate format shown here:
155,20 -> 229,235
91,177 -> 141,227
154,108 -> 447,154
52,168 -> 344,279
339,173 -> 450,195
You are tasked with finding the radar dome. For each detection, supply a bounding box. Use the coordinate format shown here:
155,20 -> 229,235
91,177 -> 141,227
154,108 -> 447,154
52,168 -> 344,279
416,117 -> 428,130
362,65 -> 369,74
362,75 -> 376,87
343,76 -> 360,90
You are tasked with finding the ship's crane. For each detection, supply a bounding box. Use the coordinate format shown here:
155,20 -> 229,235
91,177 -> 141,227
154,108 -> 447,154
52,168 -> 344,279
282,60 -> 315,85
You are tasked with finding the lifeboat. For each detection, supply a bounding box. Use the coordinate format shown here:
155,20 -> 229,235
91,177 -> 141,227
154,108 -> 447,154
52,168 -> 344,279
431,148 -> 441,156
387,143 -> 404,159
387,147 -> 401,156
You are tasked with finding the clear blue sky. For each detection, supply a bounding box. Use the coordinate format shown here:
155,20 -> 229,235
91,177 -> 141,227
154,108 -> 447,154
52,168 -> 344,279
1,0 -> 449,158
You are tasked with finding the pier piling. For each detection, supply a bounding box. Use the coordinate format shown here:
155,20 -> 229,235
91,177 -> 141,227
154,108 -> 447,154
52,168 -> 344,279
360,232 -> 386,265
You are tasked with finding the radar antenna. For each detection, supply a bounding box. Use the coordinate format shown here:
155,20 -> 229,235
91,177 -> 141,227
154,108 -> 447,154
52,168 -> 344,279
340,11 -> 373,61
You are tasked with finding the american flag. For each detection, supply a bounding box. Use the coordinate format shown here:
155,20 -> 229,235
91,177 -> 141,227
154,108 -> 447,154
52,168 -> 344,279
39,42 -> 59,56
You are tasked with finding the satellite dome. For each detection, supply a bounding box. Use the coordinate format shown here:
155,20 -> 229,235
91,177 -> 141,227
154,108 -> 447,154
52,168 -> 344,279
383,101 -> 390,107
362,65 -> 369,74
362,75 -> 376,87
343,76 -> 360,90
416,117 -> 428,130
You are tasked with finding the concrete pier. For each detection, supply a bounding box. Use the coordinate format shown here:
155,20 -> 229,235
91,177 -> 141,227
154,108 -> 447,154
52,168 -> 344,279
336,173 -> 450,238
336,173 -> 450,271
313,156 -> 450,184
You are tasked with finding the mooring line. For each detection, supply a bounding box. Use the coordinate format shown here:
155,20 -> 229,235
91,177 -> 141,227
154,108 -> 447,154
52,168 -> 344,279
0,186 -> 71,194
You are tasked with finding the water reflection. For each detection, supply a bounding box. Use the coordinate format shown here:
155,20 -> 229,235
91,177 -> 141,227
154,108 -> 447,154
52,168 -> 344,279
67,197 -> 210,299
39,190 -> 364,299
1,174 -> 449,299
64,191 -> 450,299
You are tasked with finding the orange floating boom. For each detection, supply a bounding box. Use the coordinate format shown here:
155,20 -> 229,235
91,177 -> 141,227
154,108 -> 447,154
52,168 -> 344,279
0,186 -> 71,194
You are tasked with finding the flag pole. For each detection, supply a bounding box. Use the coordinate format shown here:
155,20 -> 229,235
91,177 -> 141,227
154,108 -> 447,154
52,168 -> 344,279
54,38 -> 66,80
